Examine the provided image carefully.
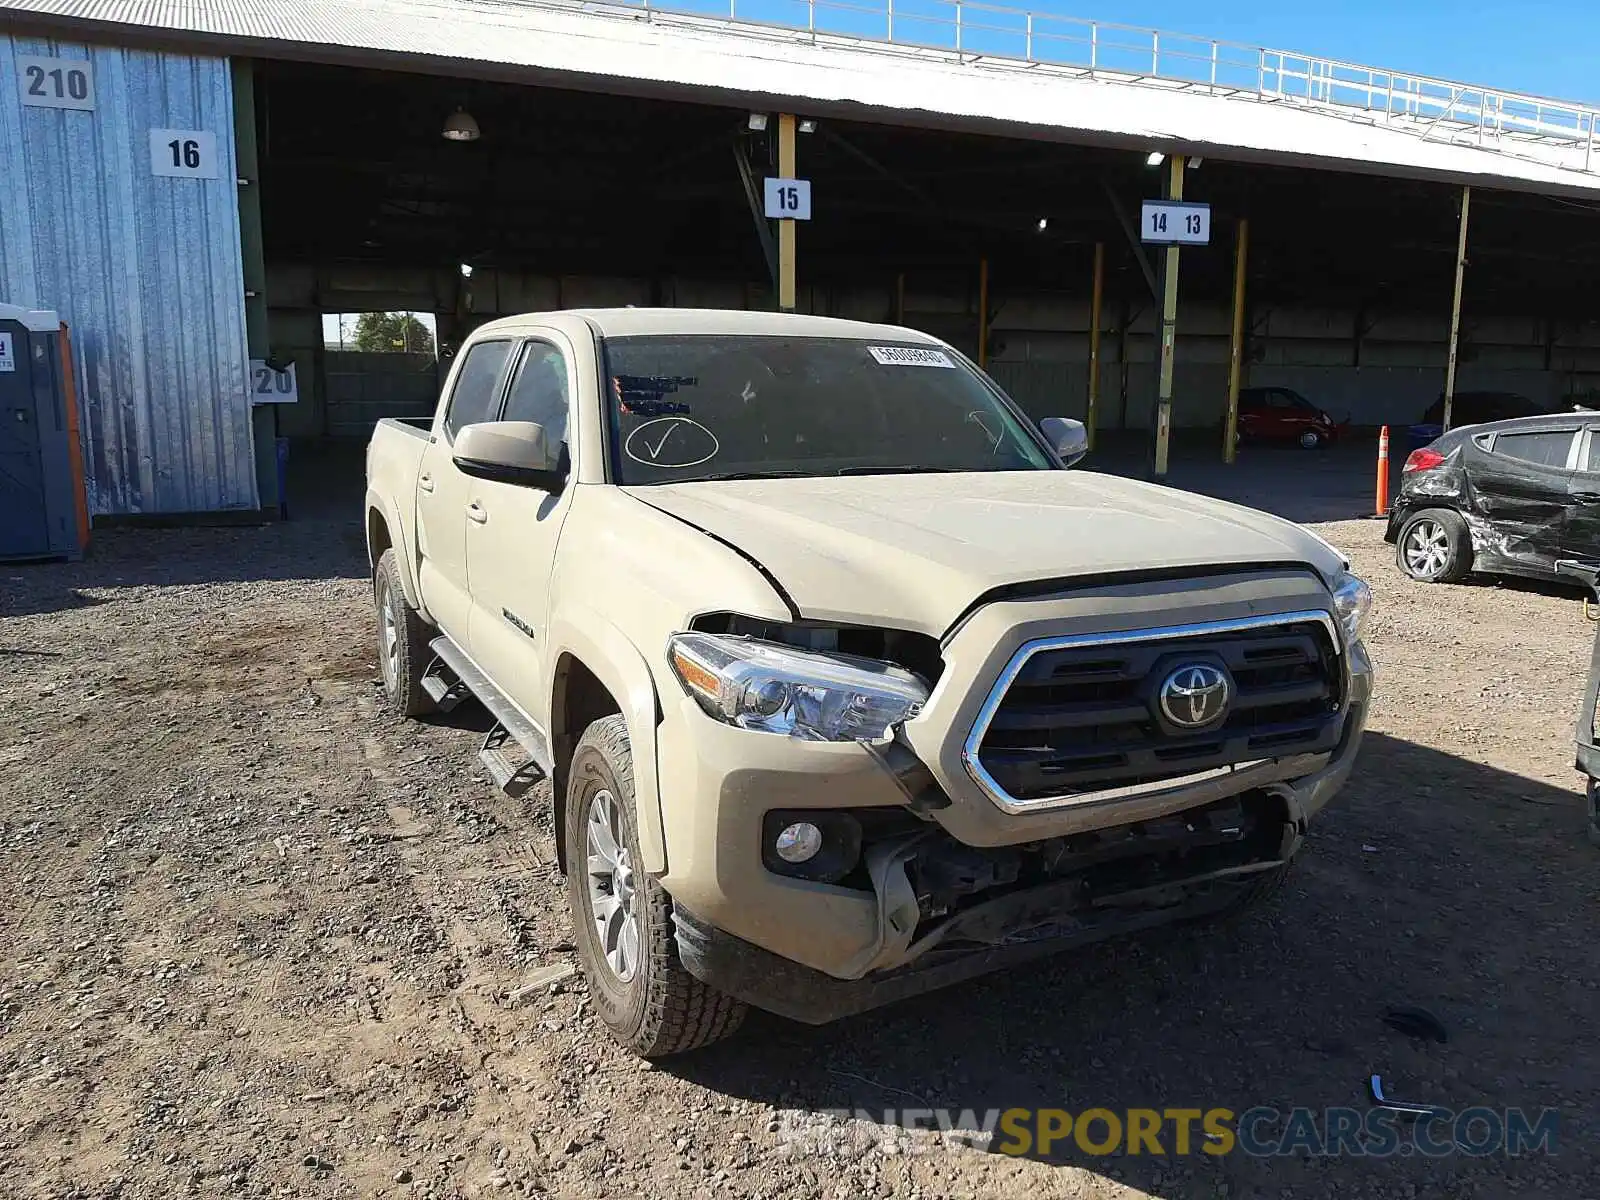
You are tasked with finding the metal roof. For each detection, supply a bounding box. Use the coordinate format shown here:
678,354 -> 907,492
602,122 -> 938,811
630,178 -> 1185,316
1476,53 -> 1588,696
4,0 -> 1600,197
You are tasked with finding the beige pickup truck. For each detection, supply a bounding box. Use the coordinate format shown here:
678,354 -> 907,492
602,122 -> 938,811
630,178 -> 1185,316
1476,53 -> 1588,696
365,309 -> 1373,1057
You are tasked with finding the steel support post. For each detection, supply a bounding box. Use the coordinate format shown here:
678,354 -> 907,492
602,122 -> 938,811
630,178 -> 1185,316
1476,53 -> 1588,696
778,113 -> 798,312
1153,154 -> 1184,478
1442,185 -> 1472,432
1223,218 -> 1249,464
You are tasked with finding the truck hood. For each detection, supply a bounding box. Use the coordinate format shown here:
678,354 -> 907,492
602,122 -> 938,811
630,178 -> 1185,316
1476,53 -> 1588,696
624,470 -> 1344,635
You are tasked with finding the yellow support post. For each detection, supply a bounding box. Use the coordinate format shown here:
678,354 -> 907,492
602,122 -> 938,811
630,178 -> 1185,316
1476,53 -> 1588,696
1087,242 -> 1104,452
778,113 -> 798,312
1443,185 -> 1471,432
978,257 -> 990,368
1223,217 -> 1250,464
1153,155 -> 1184,477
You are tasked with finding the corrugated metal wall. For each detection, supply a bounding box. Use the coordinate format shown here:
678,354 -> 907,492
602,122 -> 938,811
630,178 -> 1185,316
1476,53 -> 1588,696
0,36 -> 256,515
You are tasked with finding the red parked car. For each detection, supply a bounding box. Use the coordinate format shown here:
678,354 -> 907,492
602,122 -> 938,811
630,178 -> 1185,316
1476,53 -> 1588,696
1237,387 -> 1342,450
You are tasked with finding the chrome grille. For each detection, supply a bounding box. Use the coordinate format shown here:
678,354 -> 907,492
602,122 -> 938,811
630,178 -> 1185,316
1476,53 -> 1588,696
964,612 -> 1346,810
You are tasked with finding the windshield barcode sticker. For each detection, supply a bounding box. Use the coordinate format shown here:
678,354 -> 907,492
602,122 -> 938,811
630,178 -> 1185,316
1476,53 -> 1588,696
868,345 -> 955,368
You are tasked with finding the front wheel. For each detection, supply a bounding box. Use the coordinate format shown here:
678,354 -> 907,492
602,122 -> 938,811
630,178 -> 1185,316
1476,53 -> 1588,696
565,715 -> 747,1057
374,548 -> 435,718
1298,429 -> 1325,450
1396,508 -> 1473,583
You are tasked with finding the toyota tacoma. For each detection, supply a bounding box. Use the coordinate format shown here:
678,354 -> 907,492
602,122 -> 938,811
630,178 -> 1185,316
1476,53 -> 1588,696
364,309 -> 1374,1057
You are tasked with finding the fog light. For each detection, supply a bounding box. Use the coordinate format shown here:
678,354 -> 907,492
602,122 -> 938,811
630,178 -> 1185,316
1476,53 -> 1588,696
774,822 -> 823,864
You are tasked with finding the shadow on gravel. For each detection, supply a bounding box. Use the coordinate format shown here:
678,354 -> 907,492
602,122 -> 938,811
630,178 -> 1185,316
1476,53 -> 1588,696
1,437 -> 370,618
0,520 -> 369,617
670,732 -> 1598,1194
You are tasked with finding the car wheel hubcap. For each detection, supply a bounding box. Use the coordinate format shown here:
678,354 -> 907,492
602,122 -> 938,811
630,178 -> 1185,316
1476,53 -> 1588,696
585,789 -> 639,983
1300,431 -> 1319,448
1403,520 -> 1451,578
380,593 -> 400,688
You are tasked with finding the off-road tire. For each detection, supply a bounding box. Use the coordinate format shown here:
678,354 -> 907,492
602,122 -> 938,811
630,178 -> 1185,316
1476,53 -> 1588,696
1396,508 -> 1473,584
374,548 -> 435,718
565,715 -> 747,1057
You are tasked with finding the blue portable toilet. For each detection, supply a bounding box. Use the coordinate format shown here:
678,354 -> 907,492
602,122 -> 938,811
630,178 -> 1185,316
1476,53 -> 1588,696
0,303 -> 86,562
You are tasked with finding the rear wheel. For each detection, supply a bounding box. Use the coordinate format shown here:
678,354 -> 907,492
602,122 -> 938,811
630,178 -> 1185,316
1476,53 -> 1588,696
1396,508 -> 1472,583
565,715 -> 746,1057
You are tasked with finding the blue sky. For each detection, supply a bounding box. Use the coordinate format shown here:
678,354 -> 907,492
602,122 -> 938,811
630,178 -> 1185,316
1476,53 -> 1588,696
720,0 -> 1597,104
1067,1 -> 1594,103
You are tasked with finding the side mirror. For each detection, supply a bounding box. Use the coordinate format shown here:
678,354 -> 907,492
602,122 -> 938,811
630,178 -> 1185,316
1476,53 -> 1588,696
453,421 -> 567,492
1040,416 -> 1089,468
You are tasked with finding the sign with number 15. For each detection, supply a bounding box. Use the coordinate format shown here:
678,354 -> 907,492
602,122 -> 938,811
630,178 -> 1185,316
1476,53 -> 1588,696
763,177 -> 813,221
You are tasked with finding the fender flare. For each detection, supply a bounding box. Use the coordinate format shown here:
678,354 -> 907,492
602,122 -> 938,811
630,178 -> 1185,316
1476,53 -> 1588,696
547,614 -> 668,874
364,487 -> 425,613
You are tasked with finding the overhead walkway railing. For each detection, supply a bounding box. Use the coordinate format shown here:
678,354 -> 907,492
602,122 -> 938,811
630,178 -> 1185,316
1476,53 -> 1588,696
541,0 -> 1600,176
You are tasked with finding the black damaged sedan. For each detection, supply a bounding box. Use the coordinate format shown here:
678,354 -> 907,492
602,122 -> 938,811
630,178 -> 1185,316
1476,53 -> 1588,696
1385,411 -> 1600,584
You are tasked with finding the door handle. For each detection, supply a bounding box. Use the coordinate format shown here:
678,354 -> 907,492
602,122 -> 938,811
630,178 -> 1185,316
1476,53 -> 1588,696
418,473 -> 434,494
467,501 -> 488,525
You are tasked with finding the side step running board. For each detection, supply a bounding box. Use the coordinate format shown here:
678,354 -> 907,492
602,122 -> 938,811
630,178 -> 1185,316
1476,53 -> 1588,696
420,668 -> 472,713
427,636 -> 554,797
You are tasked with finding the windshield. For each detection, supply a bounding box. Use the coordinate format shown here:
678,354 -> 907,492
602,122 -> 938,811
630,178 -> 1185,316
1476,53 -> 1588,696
601,334 -> 1056,484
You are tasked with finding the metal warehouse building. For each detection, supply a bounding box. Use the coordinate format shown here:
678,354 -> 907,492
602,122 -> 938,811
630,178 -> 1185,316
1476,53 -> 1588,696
6,0 -> 1600,519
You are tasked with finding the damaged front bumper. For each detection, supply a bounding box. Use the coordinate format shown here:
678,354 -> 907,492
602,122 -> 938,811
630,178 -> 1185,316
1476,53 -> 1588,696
673,786 -> 1305,1025
656,576 -> 1371,1022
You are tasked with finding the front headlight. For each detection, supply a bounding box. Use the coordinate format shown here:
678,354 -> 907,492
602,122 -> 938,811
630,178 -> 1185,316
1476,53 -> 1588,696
667,633 -> 928,742
1331,570 -> 1373,645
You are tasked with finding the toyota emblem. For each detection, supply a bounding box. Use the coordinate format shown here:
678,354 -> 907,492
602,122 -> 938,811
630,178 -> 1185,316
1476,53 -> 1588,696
1159,663 -> 1231,729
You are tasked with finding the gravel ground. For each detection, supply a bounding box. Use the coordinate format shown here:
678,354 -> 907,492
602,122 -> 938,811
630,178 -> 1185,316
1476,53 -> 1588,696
2,504 -> 1598,1200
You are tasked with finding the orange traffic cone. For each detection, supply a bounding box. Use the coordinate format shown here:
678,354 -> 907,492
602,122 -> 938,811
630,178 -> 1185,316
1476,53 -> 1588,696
1374,425 -> 1391,517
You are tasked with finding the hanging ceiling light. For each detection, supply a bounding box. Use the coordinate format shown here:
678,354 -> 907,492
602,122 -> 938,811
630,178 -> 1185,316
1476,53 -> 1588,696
442,107 -> 481,142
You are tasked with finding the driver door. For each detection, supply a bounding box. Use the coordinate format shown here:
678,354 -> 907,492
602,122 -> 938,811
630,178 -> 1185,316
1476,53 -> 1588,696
464,334 -> 578,724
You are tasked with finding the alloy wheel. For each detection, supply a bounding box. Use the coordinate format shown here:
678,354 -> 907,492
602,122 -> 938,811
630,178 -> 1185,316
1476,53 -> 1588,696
585,788 -> 639,982
1403,519 -> 1451,579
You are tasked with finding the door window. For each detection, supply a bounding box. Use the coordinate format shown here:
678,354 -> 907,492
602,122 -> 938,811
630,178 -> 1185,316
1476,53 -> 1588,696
442,340 -> 512,440
501,342 -> 570,447
1491,429 -> 1576,469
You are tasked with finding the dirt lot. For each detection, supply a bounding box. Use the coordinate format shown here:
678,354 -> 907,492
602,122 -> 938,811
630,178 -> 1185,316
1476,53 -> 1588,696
3,502 -> 1599,1200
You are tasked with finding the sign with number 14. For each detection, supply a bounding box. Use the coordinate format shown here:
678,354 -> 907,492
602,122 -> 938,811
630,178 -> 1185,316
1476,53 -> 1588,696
1140,201 -> 1211,246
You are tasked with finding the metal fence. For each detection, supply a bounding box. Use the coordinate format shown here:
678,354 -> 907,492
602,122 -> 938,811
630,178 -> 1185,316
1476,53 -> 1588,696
542,0 -> 1600,176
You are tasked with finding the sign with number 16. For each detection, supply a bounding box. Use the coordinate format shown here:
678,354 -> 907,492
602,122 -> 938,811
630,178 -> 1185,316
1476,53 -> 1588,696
149,129 -> 219,179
